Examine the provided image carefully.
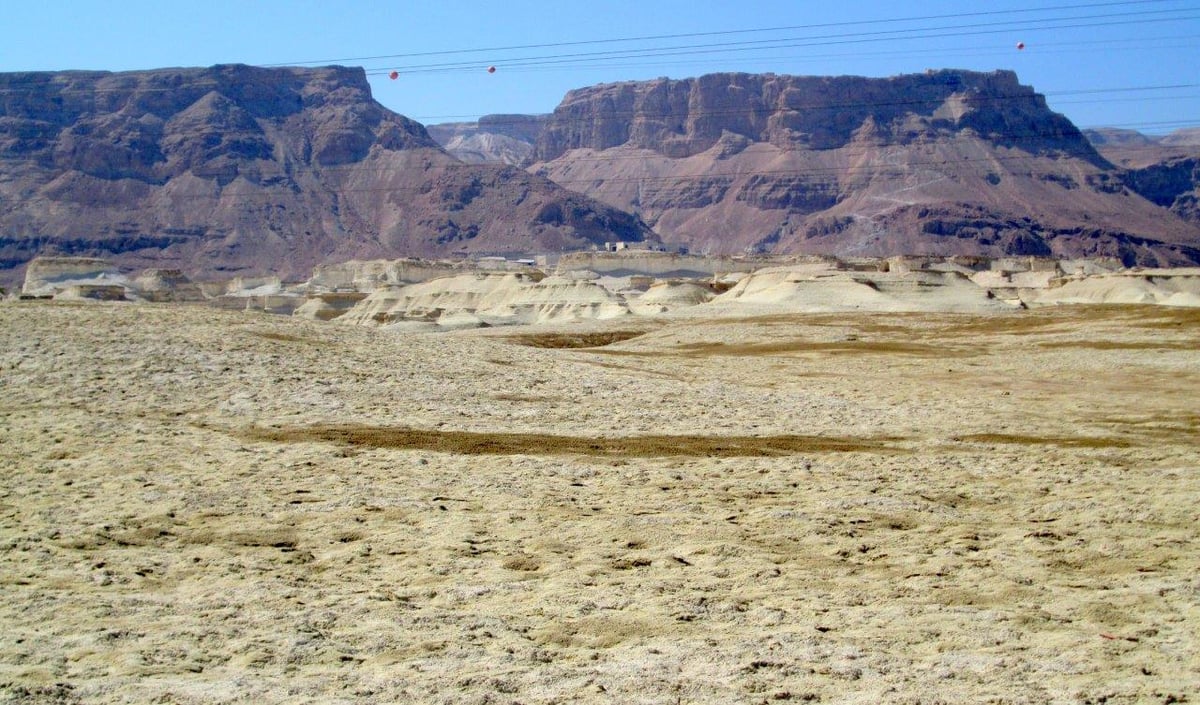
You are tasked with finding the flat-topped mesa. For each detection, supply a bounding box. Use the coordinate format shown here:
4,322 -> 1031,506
0,64 -> 438,179
0,64 -> 655,287
534,70 -> 1102,163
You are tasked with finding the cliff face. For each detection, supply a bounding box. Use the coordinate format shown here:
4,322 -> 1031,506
534,70 -> 1100,162
1086,129 -> 1200,226
0,66 -> 651,285
1123,157 -> 1200,223
530,70 -> 1200,265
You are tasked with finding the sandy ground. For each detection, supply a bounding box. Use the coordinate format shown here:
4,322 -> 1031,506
1,301 -> 1197,704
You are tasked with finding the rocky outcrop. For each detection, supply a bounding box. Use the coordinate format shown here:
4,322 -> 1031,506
132,269 -> 205,302
307,259 -> 466,292
530,71 -> 1200,265
293,292 -> 369,321
0,66 -> 654,288
337,271 -> 629,327
20,257 -> 124,297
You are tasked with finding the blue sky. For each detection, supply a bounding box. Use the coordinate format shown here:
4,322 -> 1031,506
3,0 -> 1197,133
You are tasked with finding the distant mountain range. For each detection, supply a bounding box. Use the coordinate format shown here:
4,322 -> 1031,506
1080,128 -> 1199,224
0,66 -> 651,286
2,65 -> 1197,287
431,71 -> 1200,265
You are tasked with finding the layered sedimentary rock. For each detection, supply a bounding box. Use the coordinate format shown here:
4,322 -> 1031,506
0,65 -> 653,287
529,71 -> 1200,265
20,257 -> 124,297
337,271 -> 629,327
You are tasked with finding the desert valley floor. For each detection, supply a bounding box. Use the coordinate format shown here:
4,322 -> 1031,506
1,301 -> 1197,704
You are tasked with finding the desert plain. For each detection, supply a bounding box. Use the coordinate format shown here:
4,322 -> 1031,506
0,300 -> 1197,704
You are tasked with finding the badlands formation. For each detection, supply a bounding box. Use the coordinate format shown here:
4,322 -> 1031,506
2,250 -> 1199,704
15,251 -> 1200,325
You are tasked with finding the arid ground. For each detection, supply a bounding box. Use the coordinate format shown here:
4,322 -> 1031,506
1,301 -> 1197,704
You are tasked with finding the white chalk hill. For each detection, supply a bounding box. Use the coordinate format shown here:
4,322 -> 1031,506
336,272 -> 630,328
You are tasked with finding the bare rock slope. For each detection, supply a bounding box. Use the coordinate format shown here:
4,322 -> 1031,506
1086,127 -> 1200,225
529,70 -> 1200,265
0,65 -> 652,287
426,114 -> 548,165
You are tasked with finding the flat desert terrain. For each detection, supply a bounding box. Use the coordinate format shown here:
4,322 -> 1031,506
1,301 -> 1197,704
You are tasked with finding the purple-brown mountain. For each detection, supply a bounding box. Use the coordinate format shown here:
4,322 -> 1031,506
0,65 -> 652,286
441,71 -> 1200,265
1084,128 -> 1200,225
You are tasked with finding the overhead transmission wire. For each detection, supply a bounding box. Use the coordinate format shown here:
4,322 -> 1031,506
0,3 -> 1189,90
276,0 -> 1183,66
359,7 -> 1198,74
457,35 -> 1200,77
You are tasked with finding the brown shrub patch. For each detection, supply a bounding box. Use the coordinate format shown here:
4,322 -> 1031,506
251,331 -> 328,346
666,340 -> 979,357
1036,340 -> 1195,351
243,424 -> 906,457
957,433 -> 1135,449
507,330 -> 647,349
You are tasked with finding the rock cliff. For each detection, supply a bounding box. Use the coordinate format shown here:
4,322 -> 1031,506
0,66 -> 652,287
529,71 -> 1200,265
1085,127 -> 1200,227
534,70 -> 1094,161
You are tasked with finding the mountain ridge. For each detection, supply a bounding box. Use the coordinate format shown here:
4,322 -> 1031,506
517,70 -> 1199,264
0,65 -> 653,286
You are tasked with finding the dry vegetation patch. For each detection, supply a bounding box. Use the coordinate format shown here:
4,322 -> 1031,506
666,339 -> 979,358
243,424 -> 907,456
1036,340 -> 1195,351
957,432 -> 1137,449
250,330 -> 330,346
507,330 -> 648,349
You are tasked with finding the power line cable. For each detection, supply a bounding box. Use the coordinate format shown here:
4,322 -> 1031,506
271,0 -> 1182,66
366,8 -> 1197,73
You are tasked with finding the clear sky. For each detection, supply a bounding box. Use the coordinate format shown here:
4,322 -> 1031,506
3,0 -> 1197,133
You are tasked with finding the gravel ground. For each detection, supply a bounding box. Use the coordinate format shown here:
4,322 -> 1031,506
1,301 -> 1197,704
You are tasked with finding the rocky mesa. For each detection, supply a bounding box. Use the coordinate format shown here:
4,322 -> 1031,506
523,70 -> 1200,265
0,65 -> 653,287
